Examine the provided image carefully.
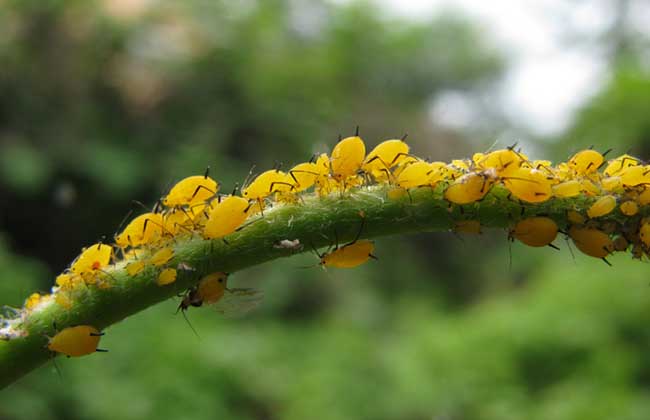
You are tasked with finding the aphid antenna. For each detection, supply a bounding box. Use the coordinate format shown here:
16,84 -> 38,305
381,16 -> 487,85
242,165 -> 257,190
507,241 -> 513,273
114,209 -> 135,238
564,236 -> 576,263
484,138 -> 501,153
180,309 -> 201,339
131,200 -> 151,212
152,199 -> 164,214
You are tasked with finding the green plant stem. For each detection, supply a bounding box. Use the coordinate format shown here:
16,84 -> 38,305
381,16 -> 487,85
0,185 -> 631,389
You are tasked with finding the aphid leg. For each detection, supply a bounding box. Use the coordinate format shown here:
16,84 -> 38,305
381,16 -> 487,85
95,348 -> 109,353
242,165 -> 257,190
548,243 -> 561,251
369,253 -> 378,260
190,184 -> 217,201
601,257 -> 612,266
89,332 -> 105,337
51,356 -> 63,380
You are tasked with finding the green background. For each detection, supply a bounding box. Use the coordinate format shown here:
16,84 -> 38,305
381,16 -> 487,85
1,1 -> 649,419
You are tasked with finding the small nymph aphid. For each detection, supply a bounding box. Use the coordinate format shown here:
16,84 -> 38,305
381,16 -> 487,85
70,243 -> 113,276
157,268 -> 177,286
47,325 -> 107,357
587,196 -> 617,219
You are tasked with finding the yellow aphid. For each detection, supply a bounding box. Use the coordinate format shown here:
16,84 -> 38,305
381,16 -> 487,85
157,268 -> 177,286
288,162 -> 320,192
568,149 -> 605,175
242,170 -> 295,201
454,220 -> 481,234
319,239 -> 376,268
48,325 -> 106,357
125,260 -> 146,276
600,176 -> 622,192
24,293 -> 42,310
620,166 -> 650,187
569,226 -> 614,259
579,179 -> 601,196
163,209 -> 193,235
55,273 -> 74,289
115,213 -> 165,248
450,159 -> 471,172
476,149 -> 523,176
362,139 -> 410,178
603,154 -> 639,177
444,170 -> 496,205
163,174 -> 219,207
503,168 -> 552,203
150,247 -> 174,267
178,272 -> 228,312
638,187 -> 650,206
428,162 -> 449,186
619,200 -> 638,216
203,195 -> 250,239
587,196 -> 616,218
552,180 -> 582,198
510,217 -> 558,248
55,292 -> 73,309
330,135 -> 366,182
640,218 -> 650,248
395,161 -> 432,189
387,187 -> 408,200
567,210 -> 586,225
70,243 -> 113,275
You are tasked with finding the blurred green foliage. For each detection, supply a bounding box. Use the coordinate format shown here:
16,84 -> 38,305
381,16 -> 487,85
1,0 -> 650,419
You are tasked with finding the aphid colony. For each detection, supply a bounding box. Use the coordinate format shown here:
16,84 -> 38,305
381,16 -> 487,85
7,132 -> 650,355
